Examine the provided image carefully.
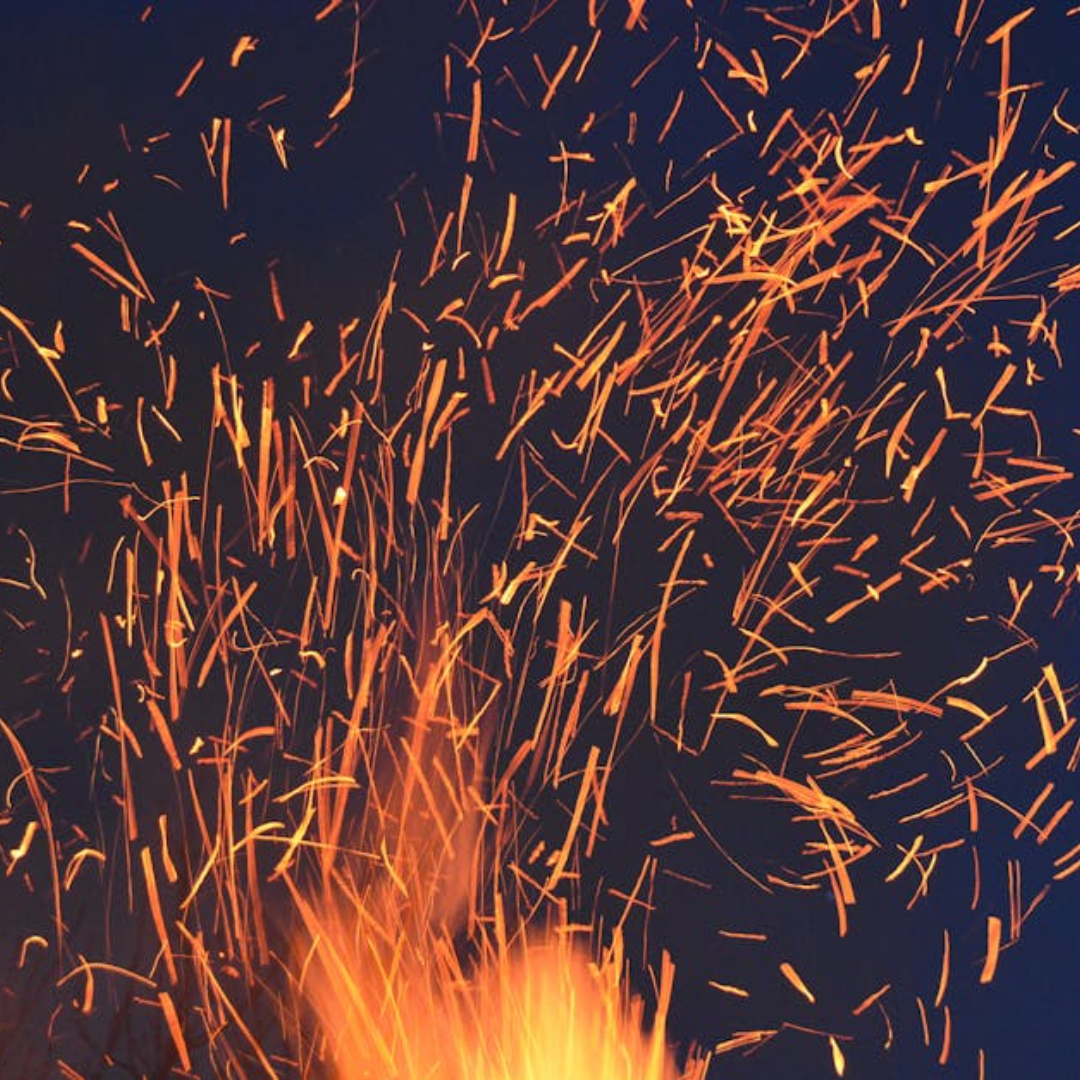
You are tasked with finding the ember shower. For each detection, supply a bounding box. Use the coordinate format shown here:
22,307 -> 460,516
0,2 -> 1077,1077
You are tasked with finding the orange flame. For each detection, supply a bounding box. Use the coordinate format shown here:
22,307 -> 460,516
286,596 -> 694,1079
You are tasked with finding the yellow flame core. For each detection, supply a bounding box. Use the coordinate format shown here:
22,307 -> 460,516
299,913 -> 681,1080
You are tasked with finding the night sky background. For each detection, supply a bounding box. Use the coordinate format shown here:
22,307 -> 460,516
1,2 -> 1079,1077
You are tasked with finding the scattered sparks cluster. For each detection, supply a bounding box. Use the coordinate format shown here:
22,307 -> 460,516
1,2 -> 1077,1077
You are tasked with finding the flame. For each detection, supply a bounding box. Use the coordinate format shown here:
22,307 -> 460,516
285,597 -> 692,1078
296,905 -> 684,1080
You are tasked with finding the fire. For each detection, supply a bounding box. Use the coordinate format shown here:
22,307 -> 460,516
296,893 -> 684,1080
282,588 -> 693,1078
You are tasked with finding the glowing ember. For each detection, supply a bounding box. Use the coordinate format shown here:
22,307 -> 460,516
0,2 -> 1077,1077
